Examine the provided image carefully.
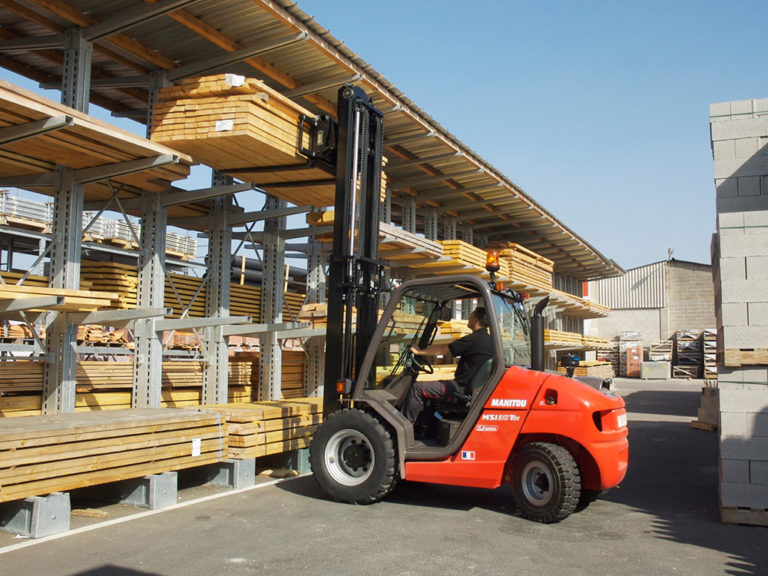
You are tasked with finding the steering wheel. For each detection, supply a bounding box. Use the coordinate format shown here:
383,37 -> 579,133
406,348 -> 434,374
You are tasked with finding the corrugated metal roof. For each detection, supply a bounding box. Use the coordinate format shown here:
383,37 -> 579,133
589,261 -> 667,310
0,0 -> 624,281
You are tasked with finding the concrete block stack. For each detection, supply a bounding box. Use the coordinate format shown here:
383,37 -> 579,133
710,97 -> 768,526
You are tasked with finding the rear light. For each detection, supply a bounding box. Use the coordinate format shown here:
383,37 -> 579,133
593,409 -> 628,432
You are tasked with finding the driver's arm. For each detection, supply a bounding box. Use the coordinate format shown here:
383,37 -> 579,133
410,343 -> 451,357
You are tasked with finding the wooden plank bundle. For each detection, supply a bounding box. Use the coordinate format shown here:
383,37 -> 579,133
0,360 -> 257,416
235,349 -> 307,400
0,80 -> 191,198
0,408 -> 225,503
544,329 -> 583,345
196,398 -> 322,459
80,260 -> 305,322
0,284 -> 120,312
491,242 -> 554,289
150,74 -> 334,207
557,361 -> 615,379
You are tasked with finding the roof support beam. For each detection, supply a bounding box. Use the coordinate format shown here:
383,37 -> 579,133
282,73 -> 361,98
384,131 -> 435,147
166,32 -> 308,82
83,0 -> 200,41
415,183 -> 504,202
386,151 -> 462,171
390,168 -> 483,189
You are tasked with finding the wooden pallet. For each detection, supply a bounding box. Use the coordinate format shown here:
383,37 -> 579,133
0,408 -> 225,503
721,506 -> 768,527
720,348 -> 768,367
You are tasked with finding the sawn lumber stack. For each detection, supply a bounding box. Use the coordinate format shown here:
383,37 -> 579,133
150,74 -> 334,207
0,409 -> 225,503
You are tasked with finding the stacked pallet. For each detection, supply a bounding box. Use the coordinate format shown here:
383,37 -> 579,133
649,340 -> 673,362
489,242 -> 555,289
200,398 -> 322,459
150,74 -> 334,207
673,330 -> 702,379
0,408 -> 225,503
596,340 -> 620,376
701,329 -> 717,380
0,360 -> 257,417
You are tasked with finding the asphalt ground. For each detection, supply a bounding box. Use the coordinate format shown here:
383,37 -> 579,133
0,377 -> 766,576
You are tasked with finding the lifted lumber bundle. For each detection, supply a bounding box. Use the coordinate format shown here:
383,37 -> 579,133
150,73 -> 333,207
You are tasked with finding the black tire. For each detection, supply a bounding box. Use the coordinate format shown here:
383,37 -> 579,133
510,442 -> 581,523
310,409 -> 397,504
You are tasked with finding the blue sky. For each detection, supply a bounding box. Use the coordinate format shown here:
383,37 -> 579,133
297,0 -> 767,270
2,1 -> 764,271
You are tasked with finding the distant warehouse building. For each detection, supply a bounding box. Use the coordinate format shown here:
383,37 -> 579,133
585,259 -> 716,347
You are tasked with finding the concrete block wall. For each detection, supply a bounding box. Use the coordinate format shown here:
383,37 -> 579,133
710,98 -> 768,518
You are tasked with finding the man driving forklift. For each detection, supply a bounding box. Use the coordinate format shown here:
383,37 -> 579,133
402,307 -> 495,433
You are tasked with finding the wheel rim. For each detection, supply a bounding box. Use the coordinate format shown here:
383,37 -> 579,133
520,460 -> 555,507
325,429 -> 375,486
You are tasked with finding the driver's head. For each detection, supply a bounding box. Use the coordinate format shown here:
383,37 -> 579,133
468,307 -> 488,331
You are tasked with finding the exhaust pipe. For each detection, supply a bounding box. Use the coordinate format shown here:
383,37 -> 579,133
531,296 -> 549,372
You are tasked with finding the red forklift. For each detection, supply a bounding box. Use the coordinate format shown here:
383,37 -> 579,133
306,86 -> 628,523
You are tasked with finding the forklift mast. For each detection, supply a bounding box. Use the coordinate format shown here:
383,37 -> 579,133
322,85 -> 384,414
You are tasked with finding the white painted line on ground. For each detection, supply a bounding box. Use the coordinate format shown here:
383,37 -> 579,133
0,476 -> 295,555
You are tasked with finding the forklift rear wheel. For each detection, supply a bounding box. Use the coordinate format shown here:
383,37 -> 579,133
510,442 -> 581,523
310,409 -> 397,504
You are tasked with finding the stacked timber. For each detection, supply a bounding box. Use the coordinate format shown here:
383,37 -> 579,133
544,329 -> 583,346
236,349 -> 307,400
422,240 -> 487,275
199,398 -> 322,459
80,260 -> 305,323
378,222 -> 443,265
0,284 -> 120,313
304,213 -> 444,266
150,74 -> 334,206
557,361 -> 615,379
581,335 -> 612,349
488,242 -> 554,289
438,319 -> 471,339
0,409 -> 225,503
0,360 -> 256,417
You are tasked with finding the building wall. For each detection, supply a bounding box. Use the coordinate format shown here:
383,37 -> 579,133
664,261 -> 717,337
587,260 -> 715,342
585,308 -> 661,343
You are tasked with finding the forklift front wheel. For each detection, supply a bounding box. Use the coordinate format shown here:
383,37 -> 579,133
310,409 -> 397,504
510,442 -> 581,523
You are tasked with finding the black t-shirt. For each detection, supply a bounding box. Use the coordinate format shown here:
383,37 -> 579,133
448,327 -> 495,387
